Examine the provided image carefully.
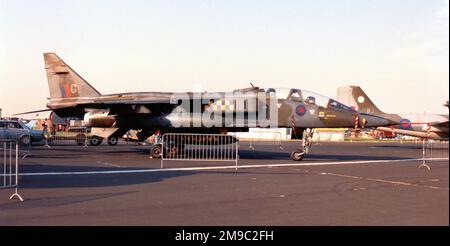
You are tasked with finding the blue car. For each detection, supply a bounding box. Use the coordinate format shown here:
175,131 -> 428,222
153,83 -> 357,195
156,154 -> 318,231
0,119 -> 45,145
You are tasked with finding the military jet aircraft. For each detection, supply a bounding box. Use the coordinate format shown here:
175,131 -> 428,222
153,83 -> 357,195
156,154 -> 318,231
20,53 -> 397,161
337,86 -> 449,140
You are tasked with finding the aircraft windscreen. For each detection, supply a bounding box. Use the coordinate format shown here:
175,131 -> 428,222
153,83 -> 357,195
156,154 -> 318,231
262,88 -> 350,110
263,88 -> 292,100
328,99 -> 354,111
301,90 -> 331,108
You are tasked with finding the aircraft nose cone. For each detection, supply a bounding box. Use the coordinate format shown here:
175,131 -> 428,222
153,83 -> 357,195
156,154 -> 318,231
359,113 -> 398,127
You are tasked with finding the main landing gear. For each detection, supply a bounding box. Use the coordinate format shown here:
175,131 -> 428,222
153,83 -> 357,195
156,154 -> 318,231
290,128 -> 314,161
150,144 -> 162,159
89,136 -> 119,146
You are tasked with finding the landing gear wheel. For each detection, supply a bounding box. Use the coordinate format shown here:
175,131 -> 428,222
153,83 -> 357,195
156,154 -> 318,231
89,136 -> 103,146
108,137 -> 118,146
291,149 -> 305,161
20,135 -> 31,146
150,144 -> 162,159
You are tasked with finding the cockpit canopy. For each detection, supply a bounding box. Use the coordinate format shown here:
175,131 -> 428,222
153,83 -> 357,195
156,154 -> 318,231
263,88 -> 354,111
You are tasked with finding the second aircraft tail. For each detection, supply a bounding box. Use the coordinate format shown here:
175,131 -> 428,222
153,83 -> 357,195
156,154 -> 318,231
337,86 -> 385,115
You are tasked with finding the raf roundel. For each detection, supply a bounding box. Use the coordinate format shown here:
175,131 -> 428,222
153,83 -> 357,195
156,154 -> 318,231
295,105 -> 307,116
399,119 -> 412,130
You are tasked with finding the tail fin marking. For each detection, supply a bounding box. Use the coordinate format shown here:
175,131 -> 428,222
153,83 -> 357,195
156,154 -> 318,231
44,53 -> 101,98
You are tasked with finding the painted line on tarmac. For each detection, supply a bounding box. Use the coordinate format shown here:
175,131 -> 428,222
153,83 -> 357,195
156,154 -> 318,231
316,171 -> 449,191
15,158 -> 448,177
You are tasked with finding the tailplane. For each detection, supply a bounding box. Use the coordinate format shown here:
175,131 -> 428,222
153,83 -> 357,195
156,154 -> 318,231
44,53 -> 101,98
337,86 -> 385,115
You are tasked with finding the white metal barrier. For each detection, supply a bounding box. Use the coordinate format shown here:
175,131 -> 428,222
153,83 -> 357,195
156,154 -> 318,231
248,131 -> 283,150
161,133 -> 239,169
18,138 -> 32,159
420,140 -> 449,170
6,135 -> 32,159
45,127 -> 88,147
0,139 -> 23,201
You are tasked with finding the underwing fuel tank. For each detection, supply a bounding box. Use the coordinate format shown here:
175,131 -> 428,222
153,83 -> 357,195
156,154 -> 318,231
84,111 -> 116,128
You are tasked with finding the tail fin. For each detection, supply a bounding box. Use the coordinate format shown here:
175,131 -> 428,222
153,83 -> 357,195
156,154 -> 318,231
337,86 -> 385,115
44,53 -> 101,98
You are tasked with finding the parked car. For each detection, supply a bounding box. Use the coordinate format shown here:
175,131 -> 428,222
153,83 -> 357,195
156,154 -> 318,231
0,119 -> 45,145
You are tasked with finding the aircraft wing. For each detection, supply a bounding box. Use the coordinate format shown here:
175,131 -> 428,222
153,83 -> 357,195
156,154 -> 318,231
13,108 -> 53,116
91,99 -> 173,105
48,98 -> 175,109
430,121 -> 449,128
86,100 -> 177,114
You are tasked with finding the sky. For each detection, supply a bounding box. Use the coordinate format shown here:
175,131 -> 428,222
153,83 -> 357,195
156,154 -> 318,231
0,0 -> 449,117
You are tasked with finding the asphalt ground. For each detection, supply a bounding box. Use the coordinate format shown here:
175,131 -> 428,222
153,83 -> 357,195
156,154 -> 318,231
0,141 -> 448,225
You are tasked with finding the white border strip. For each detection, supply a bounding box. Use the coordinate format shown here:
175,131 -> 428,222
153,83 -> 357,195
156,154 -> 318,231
12,158 -> 448,176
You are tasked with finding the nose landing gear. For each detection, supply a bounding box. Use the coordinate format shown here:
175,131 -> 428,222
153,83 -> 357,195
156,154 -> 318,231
291,150 -> 305,161
290,128 -> 314,161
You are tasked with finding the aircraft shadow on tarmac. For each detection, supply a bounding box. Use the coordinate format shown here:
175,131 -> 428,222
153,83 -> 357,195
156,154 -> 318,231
18,164 -> 197,189
26,146 -> 151,160
0,191 -> 138,210
372,144 -> 449,151
16,165 -> 306,191
14,143 -> 419,191
370,145 -> 424,150
238,150 -> 412,161
17,152 -> 413,191
26,149 -> 413,162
